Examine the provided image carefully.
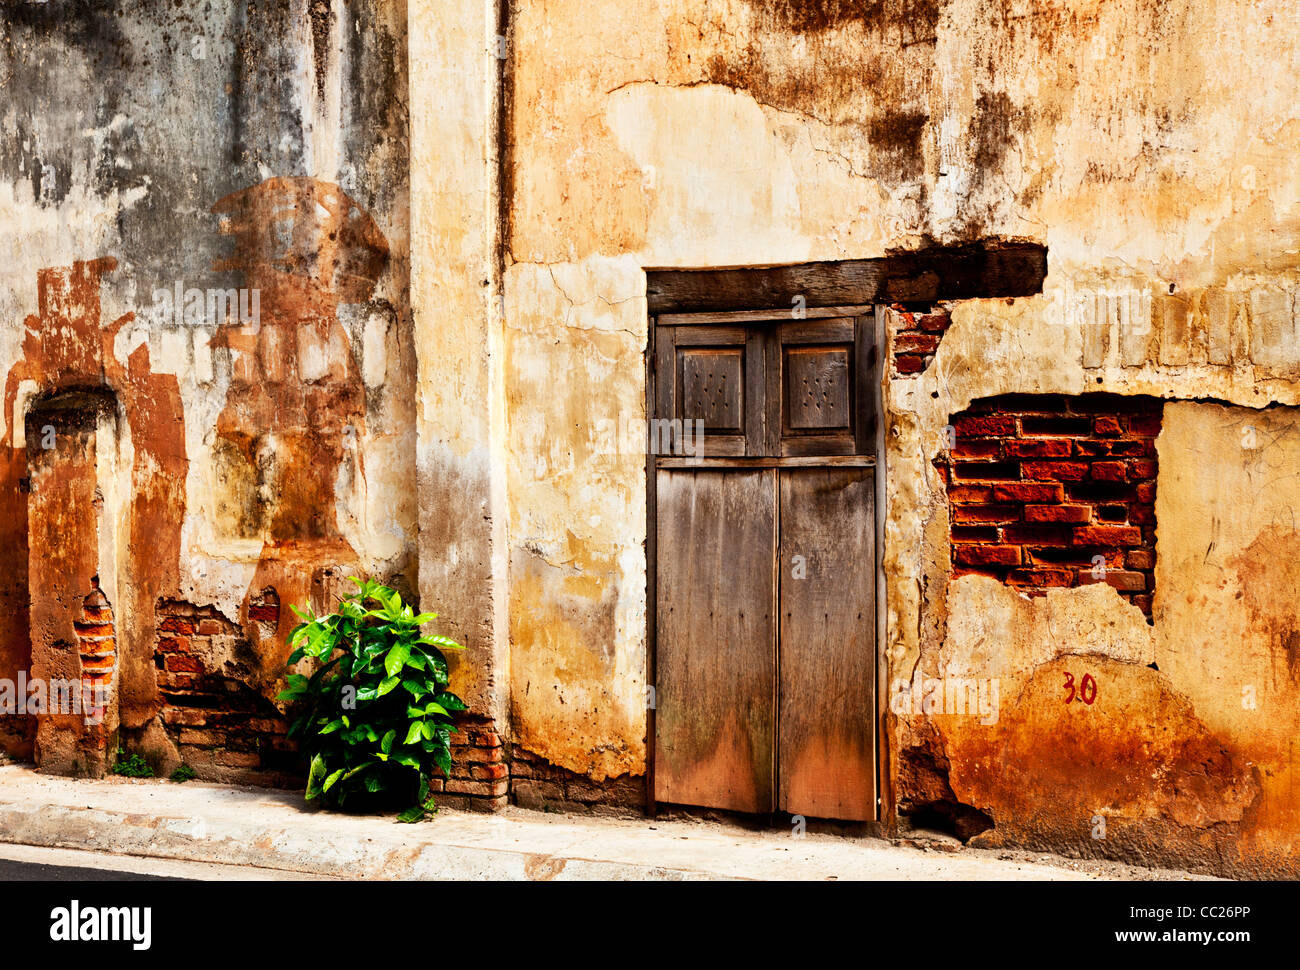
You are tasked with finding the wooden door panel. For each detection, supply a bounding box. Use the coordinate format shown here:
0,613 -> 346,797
656,325 -> 767,457
775,319 -> 864,457
777,467 -> 877,821
654,469 -> 777,813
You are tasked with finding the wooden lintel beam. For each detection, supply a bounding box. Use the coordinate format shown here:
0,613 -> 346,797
645,241 -> 1048,314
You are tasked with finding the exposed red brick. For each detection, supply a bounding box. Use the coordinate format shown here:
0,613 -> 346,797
1074,525 -> 1142,546
1093,416 -> 1123,436
1100,570 -> 1147,592
1005,439 -> 1072,458
1022,461 -> 1090,481
994,483 -> 1063,503
944,393 -> 1162,621
1004,524 -> 1073,546
1033,548 -> 1126,568
952,504 -> 1019,523
896,354 -> 925,374
165,654 -> 203,673
955,545 -> 1022,566
1108,439 -> 1150,456
1126,549 -> 1154,570
1024,505 -> 1091,523
1128,458 -> 1158,480
954,415 -> 1017,437
952,439 -> 1002,459
1007,568 -> 1074,587
895,332 -> 940,354
1091,461 -> 1127,482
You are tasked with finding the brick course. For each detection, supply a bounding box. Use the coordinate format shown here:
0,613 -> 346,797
74,583 -> 115,742
938,394 -> 1162,620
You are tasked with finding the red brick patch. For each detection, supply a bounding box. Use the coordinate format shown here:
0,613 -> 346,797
939,393 -> 1162,620
890,304 -> 952,376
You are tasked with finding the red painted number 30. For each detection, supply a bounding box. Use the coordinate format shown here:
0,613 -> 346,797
1063,672 -> 1098,705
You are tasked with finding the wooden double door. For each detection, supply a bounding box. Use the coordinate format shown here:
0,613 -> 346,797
650,308 -> 879,821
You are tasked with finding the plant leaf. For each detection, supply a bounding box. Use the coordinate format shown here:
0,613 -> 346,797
306,754 -> 328,799
384,643 -> 410,678
433,691 -> 467,712
322,768 -> 345,793
396,804 -> 426,823
417,634 -> 464,651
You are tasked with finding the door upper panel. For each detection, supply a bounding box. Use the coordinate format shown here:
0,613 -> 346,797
654,310 -> 875,459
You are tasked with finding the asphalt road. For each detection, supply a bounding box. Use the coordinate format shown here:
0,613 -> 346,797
0,859 -> 187,881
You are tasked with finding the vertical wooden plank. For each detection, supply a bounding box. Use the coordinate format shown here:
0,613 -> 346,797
777,467 -> 877,821
873,305 -> 888,822
854,314 -> 875,456
745,327 -> 768,456
645,319 -> 658,814
655,324 -> 676,443
762,327 -> 781,456
655,469 -> 777,813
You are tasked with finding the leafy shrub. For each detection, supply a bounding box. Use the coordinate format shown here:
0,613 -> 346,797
111,749 -> 155,778
170,764 -> 197,783
277,577 -> 466,822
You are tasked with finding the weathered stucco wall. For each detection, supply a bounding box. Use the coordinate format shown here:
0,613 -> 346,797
493,0 -> 1300,870
0,0 -> 411,778
3,0 -> 1298,871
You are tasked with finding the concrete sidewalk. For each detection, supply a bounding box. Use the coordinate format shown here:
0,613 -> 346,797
0,765 -> 1205,880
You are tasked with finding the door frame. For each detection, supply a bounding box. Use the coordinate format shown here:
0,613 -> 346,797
644,304 -> 888,822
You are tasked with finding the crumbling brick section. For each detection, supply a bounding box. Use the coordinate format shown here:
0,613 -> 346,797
512,749 -> 644,813
154,599 -> 295,779
891,303 -> 952,375
75,581 -> 115,736
432,713 -> 508,811
434,716 -> 645,813
938,394 -> 1162,620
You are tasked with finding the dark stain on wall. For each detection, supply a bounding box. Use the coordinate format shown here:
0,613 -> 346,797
749,0 -> 941,38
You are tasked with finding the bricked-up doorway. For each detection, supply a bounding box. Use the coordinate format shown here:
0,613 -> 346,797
25,389 -> 125,776
645,243 -> 1049,822
648,307 -> 881,820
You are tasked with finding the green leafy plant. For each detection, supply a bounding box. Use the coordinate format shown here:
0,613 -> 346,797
111,749 -> 155,778
277,577 -> 466,822
170,764 -> 197,783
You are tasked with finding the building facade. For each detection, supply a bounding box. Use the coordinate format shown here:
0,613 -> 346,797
1,0 -> 1297,878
